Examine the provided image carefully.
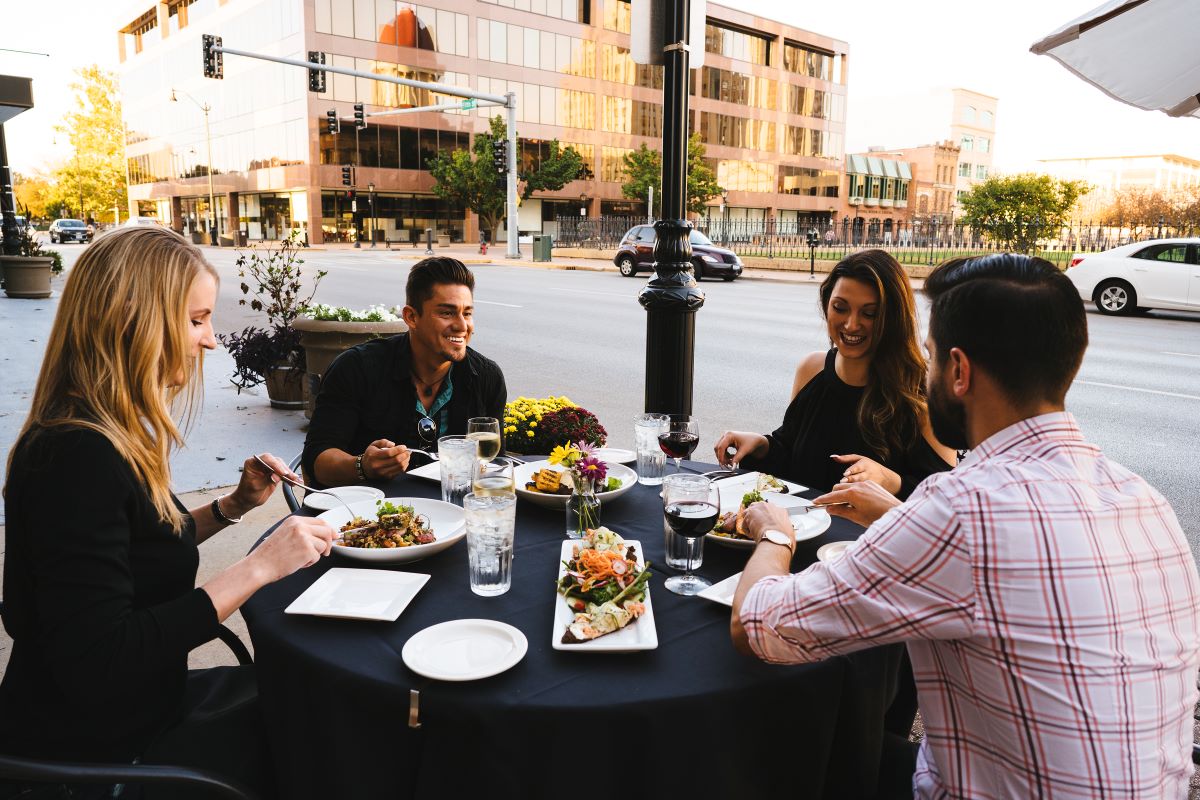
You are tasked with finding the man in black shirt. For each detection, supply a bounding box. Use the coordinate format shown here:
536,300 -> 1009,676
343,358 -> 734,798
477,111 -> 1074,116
302,257 -> 507,487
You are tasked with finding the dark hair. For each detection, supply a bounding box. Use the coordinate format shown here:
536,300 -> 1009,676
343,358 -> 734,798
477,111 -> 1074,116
405,257 -> 475,311
925,253 -> 1087,404
819,249 -> 928,461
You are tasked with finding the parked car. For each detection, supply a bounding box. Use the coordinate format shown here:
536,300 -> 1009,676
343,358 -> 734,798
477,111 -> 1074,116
1066,238 -> 1199,315
48,219 -> 92,244
613,225 -> 744,281
123,216 -> 164,227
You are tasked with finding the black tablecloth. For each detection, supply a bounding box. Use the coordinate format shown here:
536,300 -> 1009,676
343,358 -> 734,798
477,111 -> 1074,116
240,462 -> 903,800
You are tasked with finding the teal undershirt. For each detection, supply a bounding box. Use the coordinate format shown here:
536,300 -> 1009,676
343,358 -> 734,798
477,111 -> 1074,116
416,374 -> 453,438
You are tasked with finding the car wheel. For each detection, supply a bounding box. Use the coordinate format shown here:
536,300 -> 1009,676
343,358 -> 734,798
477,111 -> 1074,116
1095,280 -> 1138,316
692,261 -> 705,280
49,233 -> 56,243
617,255 -> 637,277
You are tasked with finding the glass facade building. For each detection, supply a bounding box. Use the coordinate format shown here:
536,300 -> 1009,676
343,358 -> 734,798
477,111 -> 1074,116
119,0 -> 848,243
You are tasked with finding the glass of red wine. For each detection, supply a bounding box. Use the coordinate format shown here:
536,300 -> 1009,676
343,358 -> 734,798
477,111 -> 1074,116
658,414 -> 700,476
662,473 -> 719,596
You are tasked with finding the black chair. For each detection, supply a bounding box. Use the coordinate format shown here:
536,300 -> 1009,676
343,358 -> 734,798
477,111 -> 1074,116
0,602 -> 257,800
281,452 -> 303,514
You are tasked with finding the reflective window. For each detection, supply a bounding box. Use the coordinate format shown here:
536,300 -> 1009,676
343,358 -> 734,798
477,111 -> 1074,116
478,78 -> 595,128
783,42 -> 833,81
601,146 -> 633,182
480,0 -> 590,23
706,23 -> 771,66
958,162 -> 971,177
314,0 -> 468,56
602,0 -> 631,33
981,110 -> 993,128
478,20 -> 594,76
712,159 -> 777,193
975,165 -> 987,180
963,105 -> 976,124
977,137 -> 990,153
780,124 -> 842,158
601,44 -> 663,89
695,67 -> 775,110
602,96 -> 662,136
960,134 -> 973,151
700,112 -> 777,151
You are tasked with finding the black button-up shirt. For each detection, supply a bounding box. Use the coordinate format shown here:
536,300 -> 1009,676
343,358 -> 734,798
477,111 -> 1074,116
301,333 -> 507,486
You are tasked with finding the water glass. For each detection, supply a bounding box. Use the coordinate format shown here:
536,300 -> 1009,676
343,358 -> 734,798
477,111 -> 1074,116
634,413 -> 670,486
438,435 -> 477,506
464,492 -> 517,597
473,457 -> 516,496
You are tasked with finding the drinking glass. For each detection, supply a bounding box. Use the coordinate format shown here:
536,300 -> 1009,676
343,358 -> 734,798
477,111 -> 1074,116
463,492 -> 517,596
658,414 -> 700,476
467,417 -> 502,463
438,435 -> 477,506
662,473 -> 718,595
473,457 -> 516,497
634,413 -> 670,486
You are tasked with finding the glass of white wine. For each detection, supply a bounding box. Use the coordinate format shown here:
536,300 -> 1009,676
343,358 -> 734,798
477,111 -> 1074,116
472,458 -> 515,497
467,417 -> 502,463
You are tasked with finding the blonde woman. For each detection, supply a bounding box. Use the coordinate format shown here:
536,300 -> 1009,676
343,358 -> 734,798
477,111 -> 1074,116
0,227 -> 333,798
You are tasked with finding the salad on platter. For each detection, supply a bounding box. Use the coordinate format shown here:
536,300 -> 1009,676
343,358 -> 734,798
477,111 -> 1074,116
555,527 -> 651,644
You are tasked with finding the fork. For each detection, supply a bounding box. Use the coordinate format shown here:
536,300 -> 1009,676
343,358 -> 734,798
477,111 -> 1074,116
252,454 -> 359,518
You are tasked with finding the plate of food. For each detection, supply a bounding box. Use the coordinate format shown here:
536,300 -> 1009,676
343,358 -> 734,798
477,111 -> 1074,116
303,485 -> 385,511
553,528 -> 657,652
317,497 -> 466,563
711,471 -> 807,497
707,490 -> 830,549
513,460 -> 637,509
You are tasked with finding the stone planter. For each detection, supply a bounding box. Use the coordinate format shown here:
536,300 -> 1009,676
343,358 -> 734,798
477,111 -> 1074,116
265,365 -> 306,409
1,255 -> 54,299
292,317 -> 408,417
437,234 -> 450,248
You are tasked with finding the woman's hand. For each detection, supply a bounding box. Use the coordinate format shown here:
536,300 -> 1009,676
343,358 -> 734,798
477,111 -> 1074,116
714,431 -> 769,468
814,480 -> 901,529
361,439 -> 412,479
249,517 -> 336,584
830,454 -> 901,496
226,452 -> 294,516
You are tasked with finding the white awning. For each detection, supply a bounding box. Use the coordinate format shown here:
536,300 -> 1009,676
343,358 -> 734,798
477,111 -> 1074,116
1031,0 -> 1200,118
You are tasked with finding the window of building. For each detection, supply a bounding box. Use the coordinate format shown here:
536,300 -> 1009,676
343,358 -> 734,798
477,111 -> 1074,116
956,190 -> 966,203
713,158 -> 777,193
601,44 -> 663,88
699,112 -> 777,151
602,0 -> 631,32
315,1 -> 469,57
780,124 -> 842,158
706,22 -> 771,66
478,20 -> 594,77
478,0 -> 590,24
847,173 -> 862,198
960,134 -> 973,151
602,96 -> 662,136
981,110 -> 993,128
601,145 -> 633,182
963,105 -> 976,124
977,137 -> 990,153
958,162 -> 971,177
695,66 -> 776,110
975,165 -> 987,180
783,41 -> 835,81
897,181 -> 909,202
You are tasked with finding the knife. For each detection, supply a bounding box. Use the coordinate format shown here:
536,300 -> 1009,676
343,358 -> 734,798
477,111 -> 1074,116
788,502 -> 850,515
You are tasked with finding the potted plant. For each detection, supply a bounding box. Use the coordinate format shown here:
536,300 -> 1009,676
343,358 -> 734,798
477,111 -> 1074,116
292,303 -> 408,417
217,240 -> 325,408
503,396 -> 607,455
2,227 -> 63,299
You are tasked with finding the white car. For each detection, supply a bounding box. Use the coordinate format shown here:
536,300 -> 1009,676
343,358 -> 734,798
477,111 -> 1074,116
1067,238 -> 1200,315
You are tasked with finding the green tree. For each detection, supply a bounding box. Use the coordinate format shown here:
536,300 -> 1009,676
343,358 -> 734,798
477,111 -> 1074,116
959,173 -> 1089,253
429,115 -> 582,234
49,66 -> 127,223
620,133 -> 723,217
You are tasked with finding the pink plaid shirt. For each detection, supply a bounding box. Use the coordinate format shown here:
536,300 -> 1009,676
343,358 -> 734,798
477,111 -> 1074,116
742,412 -> 1200,799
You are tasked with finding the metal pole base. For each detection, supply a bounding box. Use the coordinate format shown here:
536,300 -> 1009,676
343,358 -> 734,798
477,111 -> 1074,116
639,219 -> 705,415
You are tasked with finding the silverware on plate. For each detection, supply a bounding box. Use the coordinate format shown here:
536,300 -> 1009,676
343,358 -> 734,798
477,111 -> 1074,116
252,454 -> 358,517
788,501 -> 851,515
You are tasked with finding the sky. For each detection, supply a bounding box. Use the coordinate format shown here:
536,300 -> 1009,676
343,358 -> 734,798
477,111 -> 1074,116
2,0 -> 1198,176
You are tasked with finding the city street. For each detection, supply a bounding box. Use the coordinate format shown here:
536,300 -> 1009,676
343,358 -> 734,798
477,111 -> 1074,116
19,243 -> 1200,556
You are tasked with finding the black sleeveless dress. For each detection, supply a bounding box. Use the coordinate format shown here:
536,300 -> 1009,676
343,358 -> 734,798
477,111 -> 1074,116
740,349 -> 951,498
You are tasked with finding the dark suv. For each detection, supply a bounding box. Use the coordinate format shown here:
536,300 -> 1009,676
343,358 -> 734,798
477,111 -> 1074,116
613,225 -> 743,281
48,219 -> 92,244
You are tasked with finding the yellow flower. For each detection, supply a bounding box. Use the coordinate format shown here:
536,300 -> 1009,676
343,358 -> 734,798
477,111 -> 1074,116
529,422 -> 537,428
527,431 -> 534,438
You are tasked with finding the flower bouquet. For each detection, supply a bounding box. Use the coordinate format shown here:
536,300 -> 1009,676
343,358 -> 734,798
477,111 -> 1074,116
549,441 -> 610,538
503,396 -> 607,454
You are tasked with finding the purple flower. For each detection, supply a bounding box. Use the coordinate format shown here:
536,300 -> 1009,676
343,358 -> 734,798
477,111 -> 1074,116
575,456 -> 608,487
576,440 -> 596,457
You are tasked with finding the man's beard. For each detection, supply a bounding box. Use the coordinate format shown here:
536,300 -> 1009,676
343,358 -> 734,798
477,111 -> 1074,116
928,378 -> 970,451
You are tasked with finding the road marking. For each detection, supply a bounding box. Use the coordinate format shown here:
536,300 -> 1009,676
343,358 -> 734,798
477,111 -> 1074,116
1073,379 -> 1200,402
476,299 -> 523,308
1162,351 -> 1200,359
550,287 -> 635,299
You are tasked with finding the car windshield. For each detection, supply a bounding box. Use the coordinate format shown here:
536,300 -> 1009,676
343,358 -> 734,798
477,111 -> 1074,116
689,230 -> 714,246
60,220 -> 84,228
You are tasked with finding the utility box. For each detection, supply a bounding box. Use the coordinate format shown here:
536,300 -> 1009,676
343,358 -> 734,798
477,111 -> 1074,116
532,234 -> 553,262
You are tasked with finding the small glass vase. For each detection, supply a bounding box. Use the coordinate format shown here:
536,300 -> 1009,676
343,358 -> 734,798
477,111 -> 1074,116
565,479 -> 601,539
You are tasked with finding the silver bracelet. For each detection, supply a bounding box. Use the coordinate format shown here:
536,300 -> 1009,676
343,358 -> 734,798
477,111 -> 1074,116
212,494 -> 243,525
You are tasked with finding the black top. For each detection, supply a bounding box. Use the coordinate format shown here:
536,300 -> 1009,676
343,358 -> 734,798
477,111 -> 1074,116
0,427 -> 220,762
302,333 -> 508,486
742,349 -> 951,498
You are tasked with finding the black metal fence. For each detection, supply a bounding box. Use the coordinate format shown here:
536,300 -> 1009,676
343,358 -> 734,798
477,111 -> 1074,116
554,215 -> 1199,267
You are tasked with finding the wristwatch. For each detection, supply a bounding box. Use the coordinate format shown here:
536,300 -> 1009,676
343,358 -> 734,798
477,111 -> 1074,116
758,528 -> 795,556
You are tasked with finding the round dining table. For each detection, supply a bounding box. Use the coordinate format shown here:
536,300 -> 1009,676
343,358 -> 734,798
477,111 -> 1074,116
240,461 -> 906,800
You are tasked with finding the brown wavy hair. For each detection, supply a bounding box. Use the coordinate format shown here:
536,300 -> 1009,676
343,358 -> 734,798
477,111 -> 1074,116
819,249 -> 928,462
5,226 -> 218,533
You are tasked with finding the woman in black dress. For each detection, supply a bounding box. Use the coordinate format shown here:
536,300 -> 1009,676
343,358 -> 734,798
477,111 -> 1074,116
1,226 -> 335,798
715,249 -> 954,498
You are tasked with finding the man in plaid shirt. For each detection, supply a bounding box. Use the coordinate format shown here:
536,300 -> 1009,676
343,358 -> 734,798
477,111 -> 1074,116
731,253 -> 1200,798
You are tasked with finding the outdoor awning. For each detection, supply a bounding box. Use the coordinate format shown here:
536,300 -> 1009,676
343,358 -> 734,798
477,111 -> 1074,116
0,75 -> 34,125
846,154 -> 912,179
1031,0 -> 1200,118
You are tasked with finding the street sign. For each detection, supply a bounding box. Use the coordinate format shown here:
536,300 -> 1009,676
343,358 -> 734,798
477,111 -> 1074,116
352,201 -> 358,212
461,98 -> 477,110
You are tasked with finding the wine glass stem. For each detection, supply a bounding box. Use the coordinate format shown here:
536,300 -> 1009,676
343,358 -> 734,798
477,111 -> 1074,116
674,457 -> 682,474
685,535 -> 693,578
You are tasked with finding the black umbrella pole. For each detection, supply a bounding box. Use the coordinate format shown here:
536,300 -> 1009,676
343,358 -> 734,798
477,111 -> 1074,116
639,0 -> 703,416
0,125 -> 20,257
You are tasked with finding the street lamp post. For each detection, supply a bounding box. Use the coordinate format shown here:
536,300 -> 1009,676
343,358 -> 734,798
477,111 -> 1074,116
170,89 -> 219,247
720,190 -> 729,247
368,182 -> 376,248
1158,215 -> 1165,239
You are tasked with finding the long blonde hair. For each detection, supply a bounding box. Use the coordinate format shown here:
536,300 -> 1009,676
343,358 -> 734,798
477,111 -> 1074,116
5,226 -> 218,533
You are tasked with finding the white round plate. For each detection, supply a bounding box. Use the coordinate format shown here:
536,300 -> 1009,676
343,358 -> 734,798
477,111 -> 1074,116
592,448 -> 636,464
513,460 -> 638,509
402,619 -> 528,681
817,540 -> 854,563
303,485 -> 385,511
706,493 -> 831,550
317,497 -> 466,563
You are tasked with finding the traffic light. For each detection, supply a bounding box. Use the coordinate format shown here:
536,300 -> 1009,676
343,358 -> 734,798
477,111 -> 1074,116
202,34 -> 223,79
491,139 -> 508,175
341,166 -> 353,187
353,103 -> 366,130
308,51 -> 327,93
326,109 -> 340,136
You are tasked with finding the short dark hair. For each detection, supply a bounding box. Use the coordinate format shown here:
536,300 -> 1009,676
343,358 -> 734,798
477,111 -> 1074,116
405,257 -> 475,311
925,253 -> 1087,405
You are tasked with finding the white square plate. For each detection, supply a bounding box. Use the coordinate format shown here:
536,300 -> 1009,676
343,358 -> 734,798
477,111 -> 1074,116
552,539 -> 658,652
697,572 -> 742,607
406,461 -> 442,482
712,471 -> 807,499
285,567 -> 430,621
